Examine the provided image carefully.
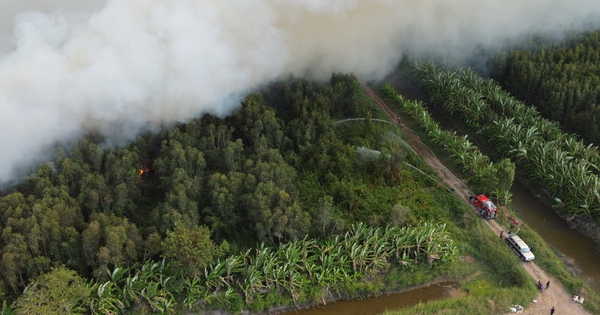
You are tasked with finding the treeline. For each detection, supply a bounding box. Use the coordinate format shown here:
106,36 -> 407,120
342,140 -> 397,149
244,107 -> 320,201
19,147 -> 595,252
493,30 -> 600,145
0,73 -> 457,313
407,62 -> 600,228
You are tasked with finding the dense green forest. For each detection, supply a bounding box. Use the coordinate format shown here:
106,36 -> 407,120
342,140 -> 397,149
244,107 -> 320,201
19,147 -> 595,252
0,74 -> 464,314
493,30 -> 600,145
4,63 -> 599,314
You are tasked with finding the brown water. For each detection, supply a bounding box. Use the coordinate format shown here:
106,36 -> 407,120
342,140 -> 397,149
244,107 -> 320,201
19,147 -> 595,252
420,93 -> 600,291
313,75 -> 600,315
510,181 -> 600,289
280,283 -> 460,315
423,99 -> 600,291
387,71 -> 600,291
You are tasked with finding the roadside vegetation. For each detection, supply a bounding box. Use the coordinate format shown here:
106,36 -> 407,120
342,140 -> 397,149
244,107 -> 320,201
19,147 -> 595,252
381,83 -> 515,205
408,62 -> 600,231
385,62 -> 600,314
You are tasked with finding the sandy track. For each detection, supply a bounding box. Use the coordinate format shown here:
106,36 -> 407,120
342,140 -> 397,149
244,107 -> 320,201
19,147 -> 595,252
363,85 -> 591,315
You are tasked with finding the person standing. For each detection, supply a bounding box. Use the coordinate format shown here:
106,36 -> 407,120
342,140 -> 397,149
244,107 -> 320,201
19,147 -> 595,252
550,306 -> 555,315
546,280 -> 550,290
500,230 -> 504,239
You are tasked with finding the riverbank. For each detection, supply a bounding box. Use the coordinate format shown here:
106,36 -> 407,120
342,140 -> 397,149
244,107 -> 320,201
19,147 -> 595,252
279,281 -> 463,315
198,277 -> 465,315
388,67 -> 600,251
515,174 -> 600,246
194,81 -> 599,315
372,83 -> 599,314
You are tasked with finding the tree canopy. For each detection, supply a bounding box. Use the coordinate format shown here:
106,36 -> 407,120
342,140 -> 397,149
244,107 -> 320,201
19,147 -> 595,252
493,30 -> 600,145
0,73 -> 423,304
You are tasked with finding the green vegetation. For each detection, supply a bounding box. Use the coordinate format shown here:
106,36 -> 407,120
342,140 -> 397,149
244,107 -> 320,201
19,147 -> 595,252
386,226 -> 537,315
0,74 -> 465,314
493,30 -> 600,145
2,65 -> 597,315
14,267 -> 89,315
408,62 -> 600,227
393,61 -> 600,314
382,83 -> 515,204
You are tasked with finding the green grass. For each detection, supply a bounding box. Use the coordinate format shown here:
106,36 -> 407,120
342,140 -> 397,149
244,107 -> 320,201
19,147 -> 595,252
377,83 -> 600,314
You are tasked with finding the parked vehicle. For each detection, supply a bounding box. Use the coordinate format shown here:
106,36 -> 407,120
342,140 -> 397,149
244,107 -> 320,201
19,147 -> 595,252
469,194 -> 497,219
505,234 -> 535,262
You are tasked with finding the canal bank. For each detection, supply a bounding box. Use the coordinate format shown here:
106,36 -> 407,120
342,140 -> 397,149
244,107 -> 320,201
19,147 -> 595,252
510,180 -> 600,291
425,97 -> 600,291
280,282 -> 462,315
247,82 -> 598,315
385,70 -> 600,291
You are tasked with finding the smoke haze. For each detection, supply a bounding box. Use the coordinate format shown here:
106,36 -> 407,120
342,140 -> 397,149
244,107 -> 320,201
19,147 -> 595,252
1,0 -> 600,184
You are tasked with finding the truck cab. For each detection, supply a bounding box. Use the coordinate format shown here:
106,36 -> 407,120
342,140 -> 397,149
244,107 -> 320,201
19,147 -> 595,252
470,194 -> 498,219
505,234 -> 535,262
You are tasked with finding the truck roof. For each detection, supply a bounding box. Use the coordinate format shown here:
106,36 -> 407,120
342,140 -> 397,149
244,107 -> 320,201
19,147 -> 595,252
476,194 -> 490,202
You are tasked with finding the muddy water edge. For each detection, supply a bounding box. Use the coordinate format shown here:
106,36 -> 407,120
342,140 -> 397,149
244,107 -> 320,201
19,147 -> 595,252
385,74 -> 600,292
279,282 -> 462,315
422,96 -> 600,292
276,77 -> 600,315
384,69 -> 600,290
510,180 -> 600,290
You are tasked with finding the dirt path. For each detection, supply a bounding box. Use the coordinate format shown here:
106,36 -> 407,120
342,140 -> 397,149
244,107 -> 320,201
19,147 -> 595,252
363,85 -> 591,315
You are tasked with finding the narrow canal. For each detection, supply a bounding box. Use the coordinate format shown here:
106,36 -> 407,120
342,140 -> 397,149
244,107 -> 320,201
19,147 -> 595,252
511,180 -> 600,290
280,282 -> 462,315
284,74 -> 600,315
281,77 -> 600,315
386,72 -> 600,291
417,85 -> 600,291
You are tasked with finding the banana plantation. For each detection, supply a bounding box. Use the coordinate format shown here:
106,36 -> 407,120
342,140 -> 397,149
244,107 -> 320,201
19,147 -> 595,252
6,52 -> 600,314
381,84 -> 515,205
22,222 -> 456,314
407,61 -> 600,228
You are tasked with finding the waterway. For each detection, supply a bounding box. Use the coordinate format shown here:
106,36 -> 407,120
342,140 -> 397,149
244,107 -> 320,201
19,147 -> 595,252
280,282 -> 461,315
511,181 -> 600,290
416,87 -> 600,291
386,71 -> 600,291
285,77 -> 600,315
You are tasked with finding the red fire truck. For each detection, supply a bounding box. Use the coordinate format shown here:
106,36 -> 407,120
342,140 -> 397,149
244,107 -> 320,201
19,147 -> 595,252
469,194 -> 497,219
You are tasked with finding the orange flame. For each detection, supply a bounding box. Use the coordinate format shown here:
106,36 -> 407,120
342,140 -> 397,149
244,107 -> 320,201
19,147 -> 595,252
136,166 -> 151,184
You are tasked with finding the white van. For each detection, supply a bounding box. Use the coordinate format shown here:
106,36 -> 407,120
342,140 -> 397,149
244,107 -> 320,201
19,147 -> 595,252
505,234 -> 535,262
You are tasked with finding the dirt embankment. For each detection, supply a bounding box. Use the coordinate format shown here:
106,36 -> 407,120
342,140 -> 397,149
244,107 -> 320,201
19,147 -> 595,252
364,85 -> 591,315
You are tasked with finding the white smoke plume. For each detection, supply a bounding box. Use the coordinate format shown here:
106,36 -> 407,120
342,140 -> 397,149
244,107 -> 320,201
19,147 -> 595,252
1,0 -> 600,184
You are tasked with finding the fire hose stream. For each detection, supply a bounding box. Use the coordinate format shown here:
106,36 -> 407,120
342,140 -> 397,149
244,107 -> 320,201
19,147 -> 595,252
362,83 -> 591,315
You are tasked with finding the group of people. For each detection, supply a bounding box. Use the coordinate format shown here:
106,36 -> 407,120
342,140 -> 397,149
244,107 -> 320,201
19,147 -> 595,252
537,280 -> 550,291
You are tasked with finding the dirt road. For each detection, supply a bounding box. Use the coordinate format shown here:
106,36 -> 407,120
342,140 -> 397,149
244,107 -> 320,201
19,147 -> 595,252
363,85 -> 591,315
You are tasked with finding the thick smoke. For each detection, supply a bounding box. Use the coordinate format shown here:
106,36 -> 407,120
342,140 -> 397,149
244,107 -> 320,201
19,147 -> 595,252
1,0 -> 600,184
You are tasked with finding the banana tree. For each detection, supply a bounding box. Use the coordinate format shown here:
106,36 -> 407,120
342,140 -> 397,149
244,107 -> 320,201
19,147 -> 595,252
88,280 -> 124,315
